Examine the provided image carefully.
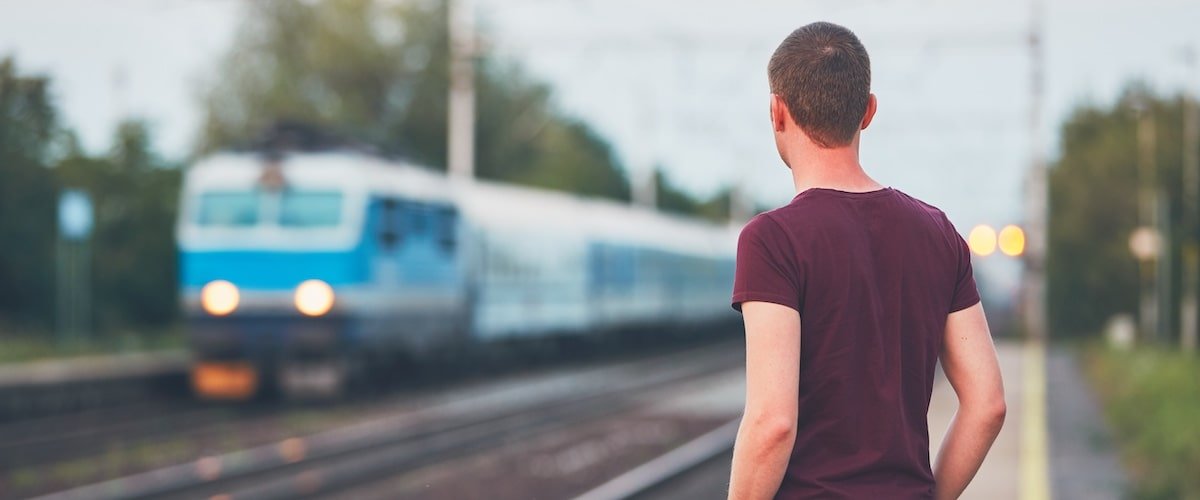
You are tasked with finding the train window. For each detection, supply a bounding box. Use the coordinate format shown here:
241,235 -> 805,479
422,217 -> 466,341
437,206 -> 458,253
280,191 -> 342,227
379,199 -> 400,249
406,203 -> 429,235
196,191 -> 259,227
610,246 -> 636,290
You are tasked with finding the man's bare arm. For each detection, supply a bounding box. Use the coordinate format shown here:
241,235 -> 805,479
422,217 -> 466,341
933,302 -> 1007,500
728,301 -> 800,500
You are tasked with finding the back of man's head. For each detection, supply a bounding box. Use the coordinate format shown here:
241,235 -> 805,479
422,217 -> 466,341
768,22 -> 871,149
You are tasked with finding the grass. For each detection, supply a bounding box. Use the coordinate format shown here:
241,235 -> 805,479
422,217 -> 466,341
0,326 -> 185,364
1082,345 -> 1200,500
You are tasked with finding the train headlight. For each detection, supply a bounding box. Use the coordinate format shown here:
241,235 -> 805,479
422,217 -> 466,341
201,280 -> 239,316
294,279 -> 335,317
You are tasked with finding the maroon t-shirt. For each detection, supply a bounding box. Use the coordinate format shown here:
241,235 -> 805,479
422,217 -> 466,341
731,187 -> 980,499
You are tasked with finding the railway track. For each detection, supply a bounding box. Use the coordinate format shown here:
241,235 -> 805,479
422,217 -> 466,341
26,342 -> 742,500
0,400 -> 259,471
575,419 -> 738,500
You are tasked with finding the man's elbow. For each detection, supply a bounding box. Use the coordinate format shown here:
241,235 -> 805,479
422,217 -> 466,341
747,413 -> 797,449
987,399 -> 1007,431
974,396 -> 1007,433
959,392 -> 1006,434
767,418 -> 798,446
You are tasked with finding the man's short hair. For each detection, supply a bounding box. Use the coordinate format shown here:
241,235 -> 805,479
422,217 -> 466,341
768,22 -> 871,148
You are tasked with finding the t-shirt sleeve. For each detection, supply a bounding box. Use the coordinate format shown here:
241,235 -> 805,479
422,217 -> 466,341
731,214 -> 803,313
949,226 -> 982,313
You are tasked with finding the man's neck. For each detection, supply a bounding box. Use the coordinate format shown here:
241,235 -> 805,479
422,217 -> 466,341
788,148 -> 883,194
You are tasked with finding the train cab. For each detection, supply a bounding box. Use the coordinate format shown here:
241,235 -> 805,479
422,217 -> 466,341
178,152 -> 467,399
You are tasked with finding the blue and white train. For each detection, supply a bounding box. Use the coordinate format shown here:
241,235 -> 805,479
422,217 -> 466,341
178,151 -> 737,399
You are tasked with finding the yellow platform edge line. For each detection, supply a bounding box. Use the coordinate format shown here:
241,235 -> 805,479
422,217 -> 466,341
1019,338 -> 1051,500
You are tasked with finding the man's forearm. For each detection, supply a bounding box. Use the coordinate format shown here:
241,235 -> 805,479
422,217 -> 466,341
728,417 -> 795,500
932,405 -> 1006,500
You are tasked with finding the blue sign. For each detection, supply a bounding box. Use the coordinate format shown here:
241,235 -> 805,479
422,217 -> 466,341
59,190 -> 93,241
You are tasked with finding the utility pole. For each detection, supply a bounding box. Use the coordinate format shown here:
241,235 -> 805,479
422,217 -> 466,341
1136,100 -> 1161,343
1022,0 -> 1047,340
447,0 -> 476,180
1157,191 -> 1173,344
634,168 -> 659,210
1182,45 -> 1199,353
1019,8 -> 1052,497
632,78 -> 660,209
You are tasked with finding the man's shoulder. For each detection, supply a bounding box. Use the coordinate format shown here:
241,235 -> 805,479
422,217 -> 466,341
744,188 -> 955,236
889,190 -> 968,250
738,211 -> 786,242
770,187 -> 949,222
741,203 -> 811,238
891,189 -> 952,224
750,195 -> 824,230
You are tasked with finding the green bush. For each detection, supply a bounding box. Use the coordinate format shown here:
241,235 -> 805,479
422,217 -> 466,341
1084,346 -> 1200,499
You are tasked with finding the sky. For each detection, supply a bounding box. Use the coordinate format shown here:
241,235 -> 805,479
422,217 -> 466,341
1,0 -> 1199,300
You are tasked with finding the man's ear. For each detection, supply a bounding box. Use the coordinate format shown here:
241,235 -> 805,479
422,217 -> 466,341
770,93 -> 789,133
860,93 -> 878,130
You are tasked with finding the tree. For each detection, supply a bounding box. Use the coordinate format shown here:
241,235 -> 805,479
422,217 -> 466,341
1047,85 -> 1195,338
0,57 -> 58,329
197,0 -> 633,202
653,167 -> 733,222
55,121 -> 181,331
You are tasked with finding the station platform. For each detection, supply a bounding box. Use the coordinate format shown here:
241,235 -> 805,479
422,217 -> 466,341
612,339 -> 1130,500
929,340 -> 1129,500
928,341 -> 1025,499
0,349 -> 188,419
0,350 -> 187,388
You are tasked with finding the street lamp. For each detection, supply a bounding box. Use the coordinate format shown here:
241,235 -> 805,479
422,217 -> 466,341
969,224 -> 997,257
1130,225 -> 1162,343
1129,226 -> 1162,262
998,225 -> 1026,257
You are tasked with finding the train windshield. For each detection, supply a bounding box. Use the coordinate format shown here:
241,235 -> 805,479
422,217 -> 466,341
196,191 -> 259,227
280,191 -> 342,227
195,189 -> 343,228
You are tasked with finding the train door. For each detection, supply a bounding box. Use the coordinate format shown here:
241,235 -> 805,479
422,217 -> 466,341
392,202 -> 465,349
434,205 -> 470,341
354,197 -> 403,349
374,198 -> 403,288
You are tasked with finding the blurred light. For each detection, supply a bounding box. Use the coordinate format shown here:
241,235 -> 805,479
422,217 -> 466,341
968,225 -> 997,257
192,362 -> 258,400
1129,226 -> 1161,261
201,280 -> 239,316
195,456 -> 223,481
998,225 -> 1026,257
279,438 -> 307,463
295,280 -> 335,316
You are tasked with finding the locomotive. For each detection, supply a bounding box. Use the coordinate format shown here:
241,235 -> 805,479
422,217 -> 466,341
178,150 -> 737,399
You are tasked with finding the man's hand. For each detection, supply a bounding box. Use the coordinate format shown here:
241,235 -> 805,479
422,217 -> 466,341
728,301 -> 800,500
933,302 -> 1006,500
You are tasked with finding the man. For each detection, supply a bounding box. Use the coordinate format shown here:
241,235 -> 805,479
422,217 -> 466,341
727,22 -> 1006,499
